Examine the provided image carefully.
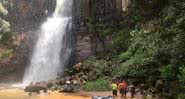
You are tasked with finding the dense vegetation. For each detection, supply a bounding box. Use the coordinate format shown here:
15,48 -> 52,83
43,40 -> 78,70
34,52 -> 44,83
78,0 -> 185,98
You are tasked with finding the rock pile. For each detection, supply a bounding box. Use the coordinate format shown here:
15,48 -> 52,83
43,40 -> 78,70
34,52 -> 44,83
24,75 -> 81,95
24,82 -> 48,96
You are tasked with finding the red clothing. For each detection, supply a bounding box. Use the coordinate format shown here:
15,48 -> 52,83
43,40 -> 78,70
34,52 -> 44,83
119,81 -> 127,89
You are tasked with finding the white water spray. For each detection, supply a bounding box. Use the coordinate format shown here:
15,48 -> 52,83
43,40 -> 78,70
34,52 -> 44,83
22,0 -> 73,84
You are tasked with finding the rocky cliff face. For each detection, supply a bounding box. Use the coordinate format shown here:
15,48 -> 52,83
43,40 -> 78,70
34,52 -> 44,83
5,0 -> 131,63
6,0 -> 56,32
73,0 -> 130,62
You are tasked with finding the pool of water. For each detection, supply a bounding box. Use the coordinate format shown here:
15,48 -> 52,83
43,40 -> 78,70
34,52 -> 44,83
0,89 -> 90,99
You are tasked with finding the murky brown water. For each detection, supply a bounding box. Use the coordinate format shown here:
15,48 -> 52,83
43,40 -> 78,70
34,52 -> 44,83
0,89 -> 90,99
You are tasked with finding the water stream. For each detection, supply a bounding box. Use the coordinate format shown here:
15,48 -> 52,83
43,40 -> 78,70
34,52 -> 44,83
22,0 -> 73,84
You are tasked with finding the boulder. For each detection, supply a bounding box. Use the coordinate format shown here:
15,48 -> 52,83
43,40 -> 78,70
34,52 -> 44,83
24,83 -> 47,93
59,80 -> 81,93
62,84 -> 73,92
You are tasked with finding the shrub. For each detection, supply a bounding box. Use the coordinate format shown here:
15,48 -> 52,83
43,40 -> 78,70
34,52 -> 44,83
160,64 -> 174,80
119,51 -> 132,61
83,78 -> 111,91
0,48 -> 13,60
82,56 -> 109,80
178,65 -> 185,92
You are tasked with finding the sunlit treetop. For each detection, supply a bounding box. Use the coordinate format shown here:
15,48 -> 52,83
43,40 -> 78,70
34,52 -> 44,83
0,2 -> 8,15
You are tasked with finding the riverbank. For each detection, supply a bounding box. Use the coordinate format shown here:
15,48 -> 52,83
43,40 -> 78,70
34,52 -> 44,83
0,84 -> 162,99
0,89 -> 153,99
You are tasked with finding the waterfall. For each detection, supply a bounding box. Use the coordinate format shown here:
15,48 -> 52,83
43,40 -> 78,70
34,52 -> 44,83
22,0 -> 73,84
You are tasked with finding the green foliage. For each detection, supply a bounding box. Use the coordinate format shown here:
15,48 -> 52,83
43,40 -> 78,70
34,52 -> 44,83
0,18 -> 11,44
85,1 -> 185,97
178,65 -> 185,99
0,3 -> 11,44
112,28 -> 131,52
119,51 -> 132,62
87,17 -> 111,36
113,59 -> 130,77
178,94 -> 185,99
112,27 -> 160,78
86,17 -> 95,33
0,49 -> 13,60
113,52 -> 149,77
129,29 -> 159,56
0,2 -> 14,63
83,78 -> 111,91
178,65 -> 185,91
83,1 -> 185,97
0,3 -> 8,15
82,56 -> 110,80
87,17 -> 131,53
160,64 -> 173,80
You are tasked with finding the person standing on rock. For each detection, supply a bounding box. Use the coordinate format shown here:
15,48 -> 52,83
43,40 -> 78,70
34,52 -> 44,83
111,81 -> 118,99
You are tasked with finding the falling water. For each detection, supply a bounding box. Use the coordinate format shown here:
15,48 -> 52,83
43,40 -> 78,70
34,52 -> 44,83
22,0 -> 73,84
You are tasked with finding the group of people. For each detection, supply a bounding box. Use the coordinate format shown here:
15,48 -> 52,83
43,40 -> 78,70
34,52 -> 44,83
111,80 -> 135,99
